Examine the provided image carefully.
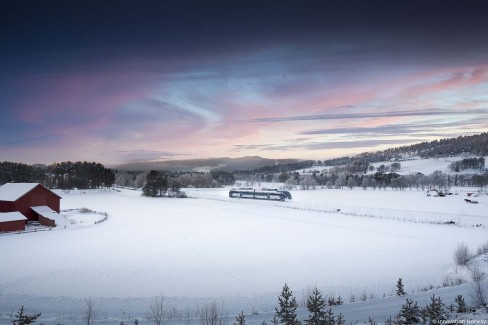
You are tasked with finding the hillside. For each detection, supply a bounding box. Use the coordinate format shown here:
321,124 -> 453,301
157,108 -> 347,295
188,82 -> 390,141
114,156 -> 301,172
345,132 -> 488,165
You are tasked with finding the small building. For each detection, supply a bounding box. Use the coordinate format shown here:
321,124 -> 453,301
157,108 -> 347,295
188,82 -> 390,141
0,212 -> 27,232
0,183 -> 61,230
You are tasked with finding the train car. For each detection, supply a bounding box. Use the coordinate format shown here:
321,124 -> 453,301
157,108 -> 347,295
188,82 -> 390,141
261,188 -> 292,200
228,188 -> 288,201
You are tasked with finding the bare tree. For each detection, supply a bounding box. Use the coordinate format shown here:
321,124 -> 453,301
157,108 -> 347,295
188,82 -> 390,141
200,301 -> 228,325
146,295 -> 168,325
470,266 -> 487,308
82,298 -> 99,325
453,242 -> 471,266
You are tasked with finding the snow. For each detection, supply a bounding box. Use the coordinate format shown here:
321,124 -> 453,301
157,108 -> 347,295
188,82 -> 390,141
0,186 -> 487,323
299,155 -> 487,176
0,211 -> 26,222
31,205 -> 60,222
0,182 -> 40,201
370,156 -> 487,176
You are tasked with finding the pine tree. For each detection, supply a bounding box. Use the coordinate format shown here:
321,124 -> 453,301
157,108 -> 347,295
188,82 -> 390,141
142,170 -> 169,197
142,170 -> 160,197
234,311 -> 246,325
11,306 -> 42,325
327,296 -> 336,306
394,299 -> 421,325
422,295 -> 447,325
275,283 -> 300,325
396,278 -> 406,296
336,296 -> 343,305
336,313 -> 345,325
454,295 -> 468,313
304,288 -> 327,325
271,315 -> 279,325
324,308 -> 334,325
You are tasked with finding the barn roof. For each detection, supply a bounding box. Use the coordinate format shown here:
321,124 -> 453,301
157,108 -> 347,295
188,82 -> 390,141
31,205 -> 60,220
0,211 -> 27,222
0,183 -> 60,201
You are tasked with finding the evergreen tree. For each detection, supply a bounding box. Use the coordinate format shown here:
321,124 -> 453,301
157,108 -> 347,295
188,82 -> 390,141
142,170 -> 160,197
168,178 -> 181,197
11,306 -> 41,325
275,283 -> 300,325
305,288 -> 327,325
421,295 -> 447,325
142,170 -> 168,197
327,296 -> 336,306
234,311 -> 246,325
396,278 -> 406,296
454,295 -> 468,313
324,309 -> 334,325
394,299 -> 421,325
336,313 -> 345,325
271,315 -> 279,325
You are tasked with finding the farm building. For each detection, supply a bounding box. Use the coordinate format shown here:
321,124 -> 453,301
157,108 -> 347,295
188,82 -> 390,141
0,211 -> 27,232
0,183 -> 61,231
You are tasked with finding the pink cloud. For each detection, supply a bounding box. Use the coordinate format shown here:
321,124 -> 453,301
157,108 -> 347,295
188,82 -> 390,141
11,68 -> 161,140
402,65 -> 488,98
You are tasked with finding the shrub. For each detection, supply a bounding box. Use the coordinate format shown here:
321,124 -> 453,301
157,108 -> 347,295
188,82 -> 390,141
453,242 -> 471,266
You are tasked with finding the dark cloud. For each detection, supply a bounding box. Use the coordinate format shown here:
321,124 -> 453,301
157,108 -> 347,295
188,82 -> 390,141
2,0 -> 488,73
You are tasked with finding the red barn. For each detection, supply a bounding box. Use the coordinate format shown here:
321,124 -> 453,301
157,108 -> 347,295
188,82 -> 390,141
0,212 -> 27,232
0,183 -> 61,230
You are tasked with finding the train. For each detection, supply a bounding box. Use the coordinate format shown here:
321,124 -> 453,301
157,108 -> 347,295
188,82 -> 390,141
228,188 -> 292,201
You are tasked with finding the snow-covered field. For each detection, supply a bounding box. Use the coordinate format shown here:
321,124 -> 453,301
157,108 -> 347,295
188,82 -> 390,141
300,156 -> 487,176
1,187 -> 487,323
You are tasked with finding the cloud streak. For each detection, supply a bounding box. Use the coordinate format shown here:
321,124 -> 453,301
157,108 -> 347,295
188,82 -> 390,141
232,108 -> 487,124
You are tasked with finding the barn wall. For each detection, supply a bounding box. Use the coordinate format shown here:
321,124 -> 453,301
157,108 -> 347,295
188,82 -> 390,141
0,201 -> 14,213
13,185 -> 61,221
38,215 -> 56,227
0,220 -> 25,232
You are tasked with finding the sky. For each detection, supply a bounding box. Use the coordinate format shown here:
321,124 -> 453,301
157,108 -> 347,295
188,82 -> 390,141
1,0 -> 488,166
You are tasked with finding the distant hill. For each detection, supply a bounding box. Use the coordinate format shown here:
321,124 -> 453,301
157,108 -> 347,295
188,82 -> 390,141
113,133 -> 488,173
323,132 -> 488,167
114,156 -> 301,172
355,132 -> 488,162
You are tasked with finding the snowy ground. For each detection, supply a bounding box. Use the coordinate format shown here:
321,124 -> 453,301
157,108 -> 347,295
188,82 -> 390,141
299,155 -> 488,176
1,187 -> 487,324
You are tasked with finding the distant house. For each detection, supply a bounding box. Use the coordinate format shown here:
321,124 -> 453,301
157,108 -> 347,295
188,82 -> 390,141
0,183 -> 61,231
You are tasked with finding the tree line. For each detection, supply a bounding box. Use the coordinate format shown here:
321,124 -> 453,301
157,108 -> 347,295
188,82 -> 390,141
449,157 -> 485,172
9,280 -> 485,325
115,170 -> 235,190
0,161 -> 115,189
276,169 -> 488,191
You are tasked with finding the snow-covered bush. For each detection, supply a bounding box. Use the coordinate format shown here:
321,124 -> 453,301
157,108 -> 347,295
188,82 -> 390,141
453,242 -> 471,266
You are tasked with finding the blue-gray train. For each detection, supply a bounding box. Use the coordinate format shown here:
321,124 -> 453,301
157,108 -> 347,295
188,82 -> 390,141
228,188 -> 292,201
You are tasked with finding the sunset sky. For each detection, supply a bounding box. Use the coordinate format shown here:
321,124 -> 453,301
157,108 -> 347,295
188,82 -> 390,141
1,0 -> 488,165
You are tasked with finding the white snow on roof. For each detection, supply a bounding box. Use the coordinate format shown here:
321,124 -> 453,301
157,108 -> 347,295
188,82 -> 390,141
0,183 -> 40,201
0,211 -> 27,222
31,206 -> 61,224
